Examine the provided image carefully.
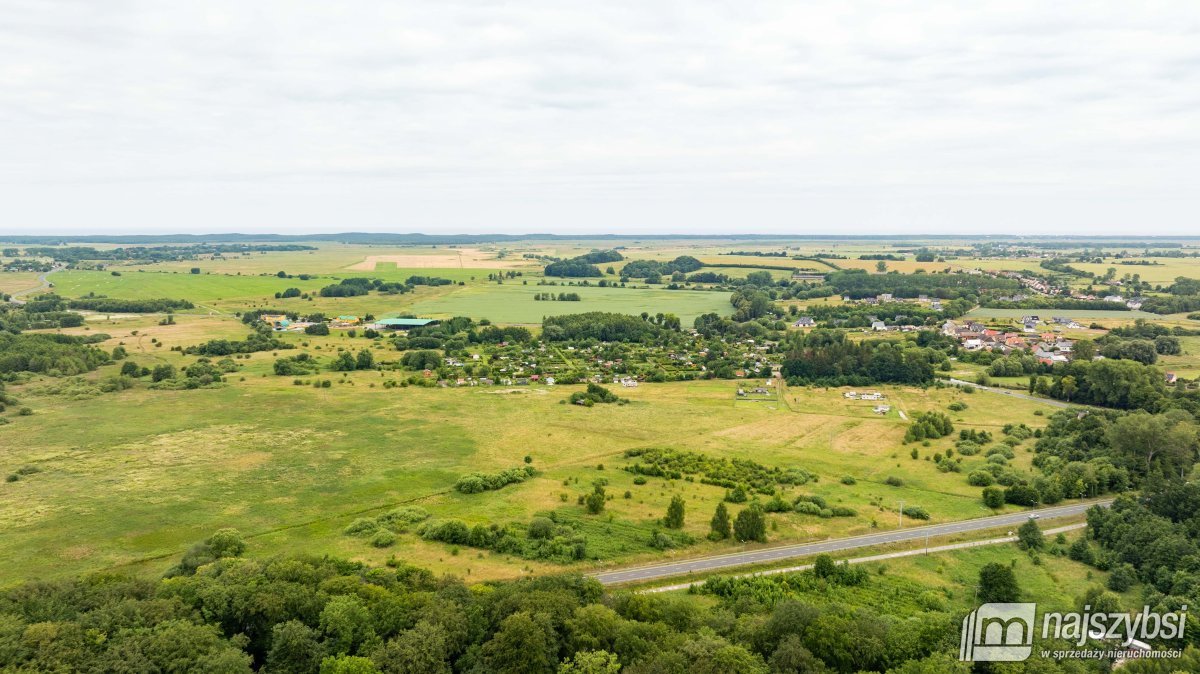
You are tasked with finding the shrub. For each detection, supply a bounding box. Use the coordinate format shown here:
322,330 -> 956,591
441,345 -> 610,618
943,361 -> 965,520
376,506 -> 430,531
344,518 -> 379,537
840,475 -> 857,485
370,530 -> 396,548
967,471 -> 995,487
885,476 -> 904,487
901,505 -> 930,520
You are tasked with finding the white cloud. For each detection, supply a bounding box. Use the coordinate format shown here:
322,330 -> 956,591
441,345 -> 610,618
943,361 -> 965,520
1,0 -> 1198,234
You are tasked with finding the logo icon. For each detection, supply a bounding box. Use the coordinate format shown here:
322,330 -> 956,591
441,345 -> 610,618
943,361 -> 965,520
960,602 -> 1036,661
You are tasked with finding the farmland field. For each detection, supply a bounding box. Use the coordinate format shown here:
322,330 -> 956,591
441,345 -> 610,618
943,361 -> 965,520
407,282 -> 734,324
3,237 -> 1196,605
0,333 -> 1056,585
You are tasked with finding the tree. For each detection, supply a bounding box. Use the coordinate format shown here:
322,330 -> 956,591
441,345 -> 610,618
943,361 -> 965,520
558,650 -> 621,674
978,562 -> 1020,603
372,620 -> 450,674
585,484 -> 606,515
267,621 -> 325,674
734,504 -> 767,543
319,656 -> 381,674
664,495 -> 685,529
319,596 -> 375,656
355,349 -> 374,370
1059,375 -> 1077,402
151,364 -> 176,382
1107,410 -> 1199,479
1017,519 -> 1044,551
767,635 -> 826,674
481,611 -> 555,674
1107,563 -> 1137,592
710,502 -> 731,540
875,260 -> 887,273
333,351 -> 357,371
1072,339 -> 1096,361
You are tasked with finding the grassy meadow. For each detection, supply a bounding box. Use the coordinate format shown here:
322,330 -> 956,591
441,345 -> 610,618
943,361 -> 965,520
0,307 -> 1059,585
4,238 -> 1196,591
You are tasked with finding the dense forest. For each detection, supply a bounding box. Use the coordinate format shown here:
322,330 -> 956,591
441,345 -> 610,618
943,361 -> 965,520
779,330 -> 942,386
0,529 -> 1147,673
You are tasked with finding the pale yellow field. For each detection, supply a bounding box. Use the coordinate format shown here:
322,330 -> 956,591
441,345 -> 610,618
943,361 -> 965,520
345,248 -> 534,271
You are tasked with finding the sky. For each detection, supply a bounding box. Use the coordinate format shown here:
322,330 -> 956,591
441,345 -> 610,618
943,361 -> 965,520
2,1 -> 1199,236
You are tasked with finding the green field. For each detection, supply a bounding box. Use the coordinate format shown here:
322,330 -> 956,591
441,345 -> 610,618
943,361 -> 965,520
5,237 -> 1192,593
407,282 -> 734,324
964,307 -> 1161,320
0,307 -> 1058,586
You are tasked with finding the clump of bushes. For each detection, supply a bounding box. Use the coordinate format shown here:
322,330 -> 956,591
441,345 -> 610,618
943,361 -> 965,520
904,411 -> 954,442
454,466 -> 537,494
568,383 -> 625,407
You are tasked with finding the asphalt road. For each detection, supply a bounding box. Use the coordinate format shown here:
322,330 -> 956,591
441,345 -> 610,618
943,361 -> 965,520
7,265 -> 62,304
945,377 -> 1074,408
591,500 -> 1110,586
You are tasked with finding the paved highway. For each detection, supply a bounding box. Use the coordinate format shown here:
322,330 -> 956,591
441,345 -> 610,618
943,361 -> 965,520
945,377 -> 1074,408
592,500 -> 1110,586
7,265 -> 62,304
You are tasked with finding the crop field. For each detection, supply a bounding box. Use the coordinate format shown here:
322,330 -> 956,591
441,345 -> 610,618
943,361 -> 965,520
407,282 -> 734,324
0,272 -> 41,295
964,307 -> 1162,320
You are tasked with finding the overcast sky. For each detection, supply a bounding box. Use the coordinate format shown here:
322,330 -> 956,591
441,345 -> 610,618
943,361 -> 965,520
2,1 -> 1198,236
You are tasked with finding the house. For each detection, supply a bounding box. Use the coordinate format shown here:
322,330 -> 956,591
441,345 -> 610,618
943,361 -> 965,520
1166,372 -> 1178,385
332,315 -> 360,327
544,377 -> 556,386
1022,322 -> 1037,333
1103,295 -> 1125,303
260,313 -> 287,326
793,316 -> 816,328
1021,315 -> 1040,324
843,392 -> 858,399
873,405 -> 891,414
871,321 -> 887,331
860,392 -> 884,401
877,293 -> 893,302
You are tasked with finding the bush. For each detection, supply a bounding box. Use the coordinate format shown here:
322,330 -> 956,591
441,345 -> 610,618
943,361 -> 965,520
344,518 -> 379,537
454,466 -> 536,494
967,471 -> 995,487
982,487 -> 1005,508
885,476 -> 904,487
376,507 -> 430,531
901,505 -> 930,520
794,501 -> 822,516
1107,563 -> 1137,592
370,530 -> 396,548
840,475 -> 857,485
